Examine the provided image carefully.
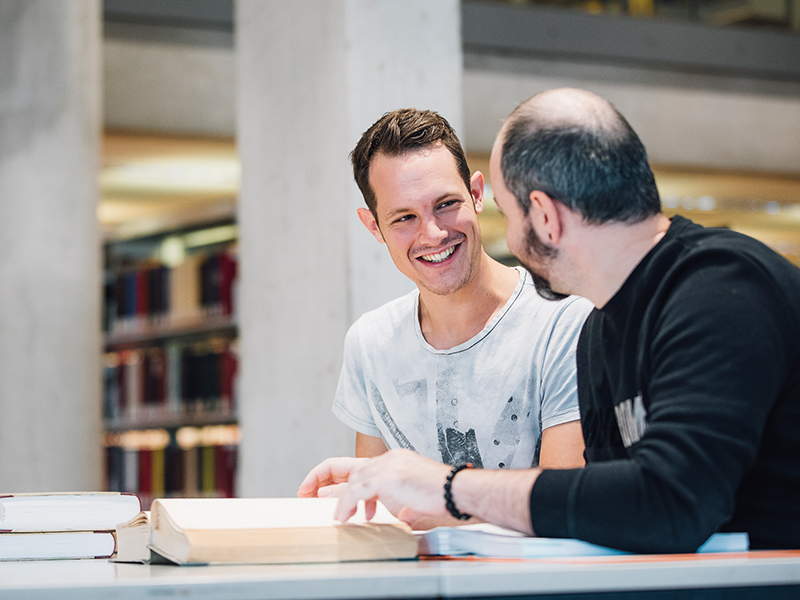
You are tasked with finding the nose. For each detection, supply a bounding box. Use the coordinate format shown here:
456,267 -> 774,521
419,215 -> 448,246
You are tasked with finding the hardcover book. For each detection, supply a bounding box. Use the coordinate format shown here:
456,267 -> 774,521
147,497 -> 417,565
0,531 -> 116,561
0,492 -> 141,532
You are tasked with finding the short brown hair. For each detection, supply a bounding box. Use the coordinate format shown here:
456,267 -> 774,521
350,108 -> 471,222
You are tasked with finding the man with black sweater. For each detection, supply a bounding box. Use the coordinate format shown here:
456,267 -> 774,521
299,88 -> 800,553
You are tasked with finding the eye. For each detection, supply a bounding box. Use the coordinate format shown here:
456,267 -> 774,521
393,214 -> 414,224
437,199 -> 459,210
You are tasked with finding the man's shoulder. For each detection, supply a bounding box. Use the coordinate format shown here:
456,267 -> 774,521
667,217 -> 800,293
347,288 -> 419,342
672,216 -> 784,262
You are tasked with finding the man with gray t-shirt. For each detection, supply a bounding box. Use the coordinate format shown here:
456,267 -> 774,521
334,267 -> 588,470
324,108 -> 591,482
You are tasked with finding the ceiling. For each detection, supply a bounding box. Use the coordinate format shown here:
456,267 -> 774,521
100,131 -> 237,239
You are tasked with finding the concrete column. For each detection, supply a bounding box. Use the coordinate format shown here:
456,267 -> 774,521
0,1 -> 103,491
236,0 -> 462,496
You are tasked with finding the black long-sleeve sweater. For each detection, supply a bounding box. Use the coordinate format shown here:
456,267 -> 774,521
530,216 -> 800,553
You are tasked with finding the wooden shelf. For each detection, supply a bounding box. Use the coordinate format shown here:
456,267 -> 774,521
104,408 -> 237,432
105,314 -> 237,350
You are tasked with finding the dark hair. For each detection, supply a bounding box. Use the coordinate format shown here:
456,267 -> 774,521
351,108 -> 471,222
500,106 -> 660,224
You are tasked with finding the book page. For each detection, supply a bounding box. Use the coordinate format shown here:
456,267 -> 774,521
154,498 -> 401,531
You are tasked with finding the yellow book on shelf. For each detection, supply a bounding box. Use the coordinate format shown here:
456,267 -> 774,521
151,450 -> 165,498
149,497 -> 417,565
170,254 -> 203,325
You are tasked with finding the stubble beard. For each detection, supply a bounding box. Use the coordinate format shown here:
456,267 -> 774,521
522,222 -> 569,302
414,233 -> 476,297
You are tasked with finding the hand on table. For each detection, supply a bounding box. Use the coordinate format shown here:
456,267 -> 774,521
297,449 -> 451,525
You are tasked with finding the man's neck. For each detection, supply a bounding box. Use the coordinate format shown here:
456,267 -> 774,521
417,253 -> 519,350
568,213 -> 672,309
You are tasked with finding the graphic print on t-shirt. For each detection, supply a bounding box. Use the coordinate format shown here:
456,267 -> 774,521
393,378 -> 429,442
361,312 -> 565,470
435,361 -> 484,467
369,381 -> 416,451
484,395 -> 524,469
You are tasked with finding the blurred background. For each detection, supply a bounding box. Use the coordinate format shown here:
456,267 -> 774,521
1,0 -> 798,504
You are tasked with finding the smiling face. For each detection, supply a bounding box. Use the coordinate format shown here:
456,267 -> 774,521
357,143 -> 485,297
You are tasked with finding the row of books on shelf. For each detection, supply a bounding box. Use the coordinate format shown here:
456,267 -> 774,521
103,340 -> 237,424
104,425 -> 239,509
104,250 -> 237,335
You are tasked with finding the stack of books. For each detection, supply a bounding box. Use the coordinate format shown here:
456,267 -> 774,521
0,492 -> 142,561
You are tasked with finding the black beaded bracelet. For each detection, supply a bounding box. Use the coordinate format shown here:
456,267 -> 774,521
444,463 -> 473,521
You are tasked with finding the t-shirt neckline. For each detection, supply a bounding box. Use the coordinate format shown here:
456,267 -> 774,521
413,266 -> 527,355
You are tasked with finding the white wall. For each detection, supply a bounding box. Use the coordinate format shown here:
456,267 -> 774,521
104,37 -> 235,136
235,0 -> 462,497
0,0 -> 102,492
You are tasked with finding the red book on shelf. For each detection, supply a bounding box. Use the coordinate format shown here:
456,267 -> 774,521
219,253 -> 237,316
143,347 -> 168,406
138,449 -> 153,499
220,349 -> 238,412
136,270 -> 149,320
215,445 -> 236,498
141,351 -> 152,405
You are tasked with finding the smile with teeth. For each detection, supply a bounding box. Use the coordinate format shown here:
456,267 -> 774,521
419,245 -> 456,263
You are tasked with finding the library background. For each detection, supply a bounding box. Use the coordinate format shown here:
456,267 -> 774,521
2,0 -> 799,507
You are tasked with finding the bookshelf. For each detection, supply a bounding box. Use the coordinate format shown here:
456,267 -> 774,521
101,221 -> 239,509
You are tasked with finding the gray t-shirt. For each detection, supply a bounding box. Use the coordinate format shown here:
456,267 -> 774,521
332,268 -> 592,469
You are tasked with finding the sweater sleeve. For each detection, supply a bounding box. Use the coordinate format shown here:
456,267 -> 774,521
530,250 -> 797,553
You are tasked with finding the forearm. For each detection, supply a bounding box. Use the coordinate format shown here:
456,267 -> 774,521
449,467 -> 540,535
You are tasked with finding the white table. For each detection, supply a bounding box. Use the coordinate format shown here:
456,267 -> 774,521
1,551 -> 799,599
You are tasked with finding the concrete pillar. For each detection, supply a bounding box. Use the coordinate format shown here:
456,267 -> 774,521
0,1 -> 103,491
236,0 -> 462,496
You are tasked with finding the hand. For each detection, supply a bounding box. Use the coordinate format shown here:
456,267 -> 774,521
333,449 -> 452,524
297,457 -> 367,498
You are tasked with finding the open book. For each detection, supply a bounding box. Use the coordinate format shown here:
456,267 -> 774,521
146,498 -> 417,565
417,523 -> 750,558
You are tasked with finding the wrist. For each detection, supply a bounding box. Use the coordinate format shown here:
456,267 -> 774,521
444,463 -> 474,520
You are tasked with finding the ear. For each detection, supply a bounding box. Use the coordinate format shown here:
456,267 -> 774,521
528,190 -> 564,245
469,171 -> 485,215
357,207 -> 385,244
